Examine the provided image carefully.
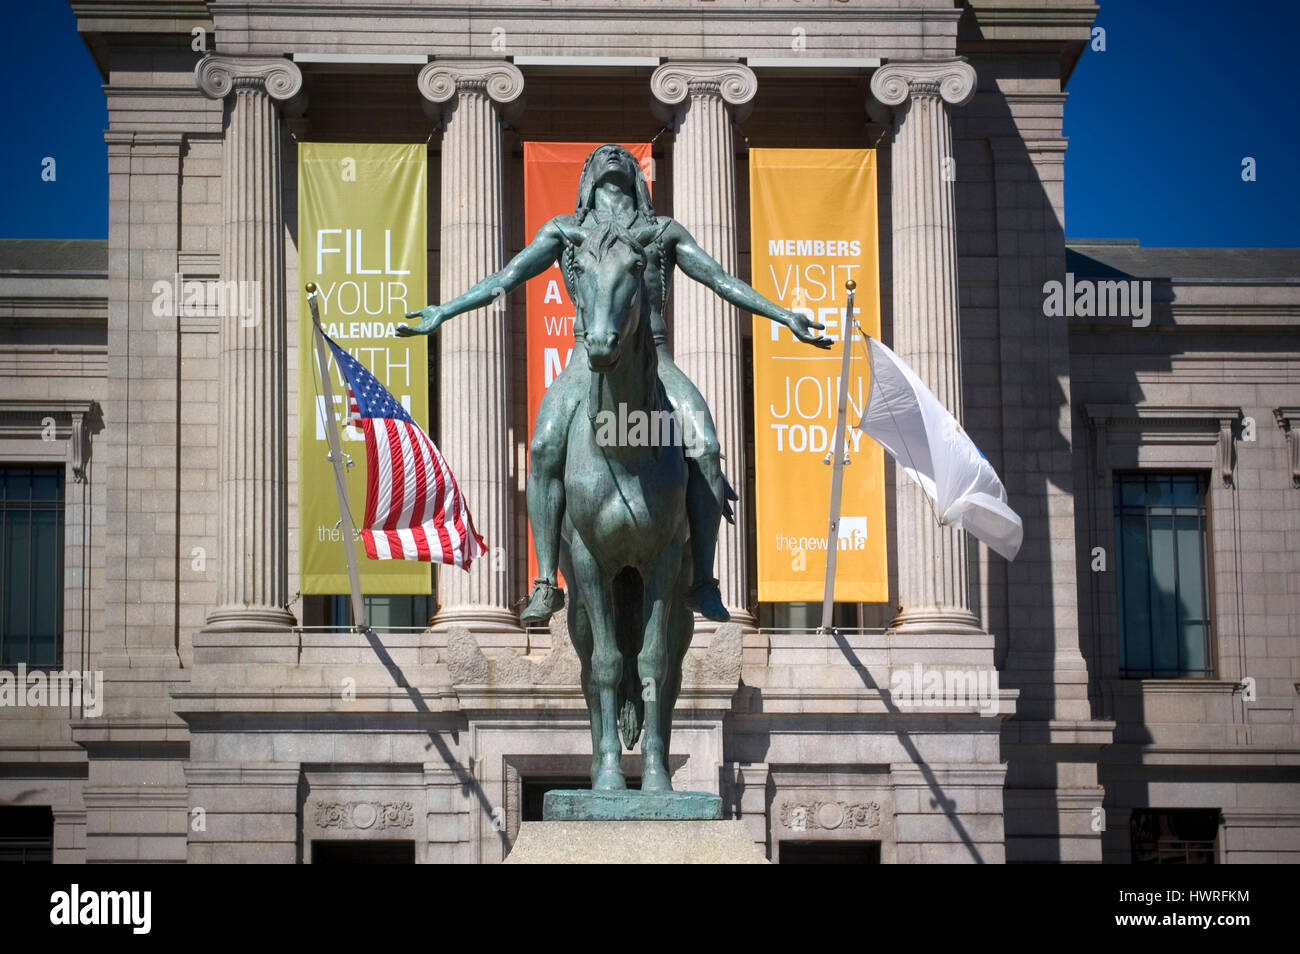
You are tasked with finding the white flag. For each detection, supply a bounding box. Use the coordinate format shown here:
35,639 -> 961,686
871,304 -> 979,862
857,337 -> 1023,561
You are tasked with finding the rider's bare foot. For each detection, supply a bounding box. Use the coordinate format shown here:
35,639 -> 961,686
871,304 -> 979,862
685,578 -> 729,623
520,578 -> 565,623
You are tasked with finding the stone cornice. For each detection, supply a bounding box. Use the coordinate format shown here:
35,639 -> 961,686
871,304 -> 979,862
0,399 -> 102,483
870,58 -> 977,108
651,60 -> 758,124
1085,404 -> 1242,488
194,54 -> 305,108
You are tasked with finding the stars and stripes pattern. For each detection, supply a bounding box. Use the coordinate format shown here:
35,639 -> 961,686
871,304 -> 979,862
322,333 -> 486,568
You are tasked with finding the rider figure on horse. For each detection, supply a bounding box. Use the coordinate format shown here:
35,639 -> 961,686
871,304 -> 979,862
398,143 -> 832,624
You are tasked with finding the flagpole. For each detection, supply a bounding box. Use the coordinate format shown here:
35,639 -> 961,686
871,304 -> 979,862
818,279 -> 856,635
305,282 -> 369,633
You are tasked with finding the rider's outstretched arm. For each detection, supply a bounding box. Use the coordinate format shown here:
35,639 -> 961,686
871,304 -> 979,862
670,222 -> 833,349
398,218 -> 568,335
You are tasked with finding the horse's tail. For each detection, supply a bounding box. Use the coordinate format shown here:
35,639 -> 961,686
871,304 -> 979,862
612,567 -> 644,750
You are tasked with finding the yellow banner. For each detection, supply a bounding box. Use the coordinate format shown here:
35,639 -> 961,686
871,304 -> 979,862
750,149 -> 887,603
297,143 -> 430,595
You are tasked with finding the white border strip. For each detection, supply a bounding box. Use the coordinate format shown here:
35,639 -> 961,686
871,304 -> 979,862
292,53 -> 428,65
746,56 -> 882,69
512,55 -> 661,67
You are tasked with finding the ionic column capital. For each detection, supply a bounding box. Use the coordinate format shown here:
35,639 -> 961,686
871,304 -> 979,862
870,58 -> 977,108
195,54 -> 305,107
418,58 -> 524,121
651,61 -> 758,124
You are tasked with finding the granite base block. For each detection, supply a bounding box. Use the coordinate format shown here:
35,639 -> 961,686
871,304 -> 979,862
506,820 -> 769,864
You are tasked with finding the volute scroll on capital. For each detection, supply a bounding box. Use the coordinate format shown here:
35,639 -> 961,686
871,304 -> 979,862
194,54 -> 305,107
869,58 -> 977,109
650,61 -> 758,123
417,59 -> 525,121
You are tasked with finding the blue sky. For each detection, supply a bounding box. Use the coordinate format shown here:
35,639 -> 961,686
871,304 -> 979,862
1,0 -> 1296,247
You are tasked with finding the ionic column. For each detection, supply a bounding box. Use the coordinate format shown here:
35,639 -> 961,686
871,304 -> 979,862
418,60 -> 524,635
195,56 -> 303,633
652,61 -> 758,629
869,59 -> 982,635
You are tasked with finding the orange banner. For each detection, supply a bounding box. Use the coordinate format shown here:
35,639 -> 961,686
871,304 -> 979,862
522,142 -> 651,584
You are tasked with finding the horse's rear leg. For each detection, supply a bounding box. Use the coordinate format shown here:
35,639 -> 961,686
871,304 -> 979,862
638,541 -> 683,793
570,533 -> 624,791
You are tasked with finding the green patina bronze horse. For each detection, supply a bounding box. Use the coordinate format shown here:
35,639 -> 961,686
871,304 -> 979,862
557,218 -> 694,792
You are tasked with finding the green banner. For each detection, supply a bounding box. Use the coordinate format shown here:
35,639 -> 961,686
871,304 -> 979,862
297,142 -> 430,595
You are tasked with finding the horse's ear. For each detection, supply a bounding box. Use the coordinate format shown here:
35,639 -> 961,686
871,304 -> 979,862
554,219 -> 586,247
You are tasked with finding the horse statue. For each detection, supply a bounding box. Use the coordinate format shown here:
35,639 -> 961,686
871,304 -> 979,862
557,219 -> 694,792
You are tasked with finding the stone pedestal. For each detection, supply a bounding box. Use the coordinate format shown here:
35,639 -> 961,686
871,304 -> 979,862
506,820 -> 768,864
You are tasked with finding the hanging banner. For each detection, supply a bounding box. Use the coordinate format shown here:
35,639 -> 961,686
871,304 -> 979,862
522,141 -> 652,584
298,142 -> 430,595
750,148 -> 888,603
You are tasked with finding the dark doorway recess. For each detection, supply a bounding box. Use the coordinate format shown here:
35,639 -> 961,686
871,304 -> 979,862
312,840 -> 415,864
780,841 -> 881,864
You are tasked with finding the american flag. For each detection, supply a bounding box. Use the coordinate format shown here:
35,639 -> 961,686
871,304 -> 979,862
323,333 -> 486,568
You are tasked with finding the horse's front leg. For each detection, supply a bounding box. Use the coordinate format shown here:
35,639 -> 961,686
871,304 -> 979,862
638,540 -> 683,793
570,532 -> 624,790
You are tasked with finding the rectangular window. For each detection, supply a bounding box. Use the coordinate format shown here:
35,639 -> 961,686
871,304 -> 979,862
1,467 -> 64,670
1114,473 -> 1212,678
324,594 -> 432,629
759,602 -> 860,631
299,594 -> 433,628
1130,808 -> 1219,864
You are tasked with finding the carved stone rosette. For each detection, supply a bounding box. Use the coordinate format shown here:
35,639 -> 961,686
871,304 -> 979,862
780,800 -> 882,832
311,800 -> 414,831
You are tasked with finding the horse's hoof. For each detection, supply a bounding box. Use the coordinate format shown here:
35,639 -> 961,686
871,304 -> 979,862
641,771 -> 672,793
594,770 -> 627,791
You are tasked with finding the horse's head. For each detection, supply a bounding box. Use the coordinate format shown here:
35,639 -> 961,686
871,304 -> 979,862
564,221 -> 658,372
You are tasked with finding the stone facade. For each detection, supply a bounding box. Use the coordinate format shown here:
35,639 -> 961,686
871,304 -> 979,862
0,0 -> 1295,863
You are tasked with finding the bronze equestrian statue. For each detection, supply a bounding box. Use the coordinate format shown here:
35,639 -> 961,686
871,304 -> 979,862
399,144 -> 829,789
